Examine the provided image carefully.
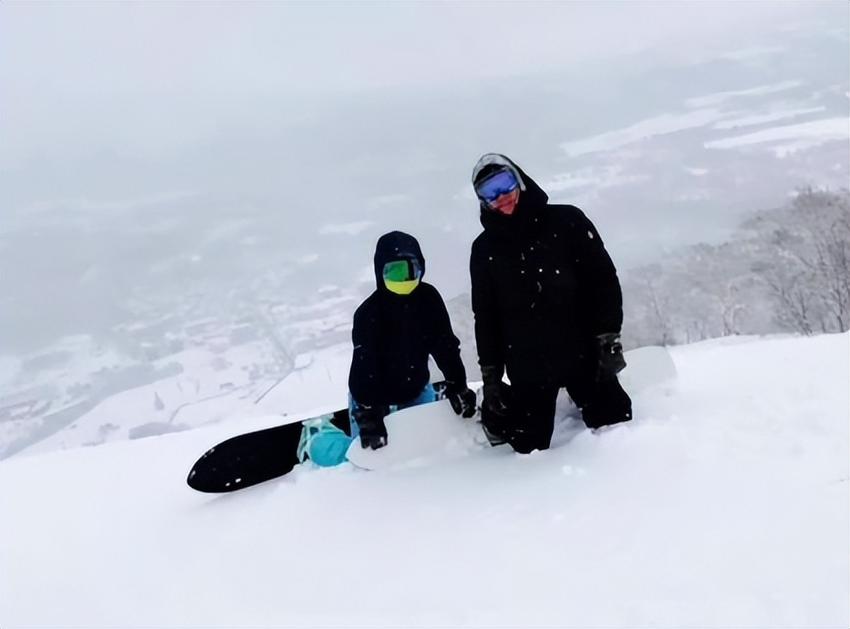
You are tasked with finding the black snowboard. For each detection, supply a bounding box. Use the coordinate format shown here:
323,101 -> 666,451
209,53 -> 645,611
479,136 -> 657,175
186,408 -> 352,493
187,381 -> 449,493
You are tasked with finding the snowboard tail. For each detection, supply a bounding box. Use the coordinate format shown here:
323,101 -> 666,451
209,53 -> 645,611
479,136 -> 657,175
187,409 -> 350,493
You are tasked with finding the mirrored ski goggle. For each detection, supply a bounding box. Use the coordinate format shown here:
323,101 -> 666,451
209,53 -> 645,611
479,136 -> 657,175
475,169 -> 519,203
383,258 -> 422,295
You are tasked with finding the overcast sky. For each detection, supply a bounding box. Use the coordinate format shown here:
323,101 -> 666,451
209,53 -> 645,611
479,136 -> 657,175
1,1 -> 847,354
1,1 -> 844,164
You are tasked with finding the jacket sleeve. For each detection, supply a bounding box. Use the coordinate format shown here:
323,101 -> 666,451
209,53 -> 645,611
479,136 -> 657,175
567,207 -> 624,335
425,286 -> 467,387
348,304 -> 381,406
470,240 -> 505,370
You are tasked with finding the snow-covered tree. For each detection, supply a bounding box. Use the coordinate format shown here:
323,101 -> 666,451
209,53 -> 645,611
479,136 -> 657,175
622,188 -> 849,345
745,188 -> 850,335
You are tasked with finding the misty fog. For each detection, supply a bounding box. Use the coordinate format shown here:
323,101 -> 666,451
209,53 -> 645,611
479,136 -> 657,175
1,2 -> 848,457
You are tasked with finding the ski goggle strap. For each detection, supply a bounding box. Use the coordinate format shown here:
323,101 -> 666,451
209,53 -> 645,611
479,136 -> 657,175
475,169 -> 519,203
383,258 -> 422,295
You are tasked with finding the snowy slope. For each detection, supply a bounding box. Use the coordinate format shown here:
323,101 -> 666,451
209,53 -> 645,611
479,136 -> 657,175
17,342 -> 353,457
1,333 -> 848,627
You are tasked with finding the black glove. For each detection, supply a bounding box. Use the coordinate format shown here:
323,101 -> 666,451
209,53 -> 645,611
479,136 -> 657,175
479,366 -> 513,446
480,365 -> 509,416
446,382 -> 477,418
594,333 -> 626,382
354,404 -> 388,450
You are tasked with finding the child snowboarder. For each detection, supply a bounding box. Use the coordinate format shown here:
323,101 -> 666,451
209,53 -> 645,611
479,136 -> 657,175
297,231 -> 476,465
348,231 -> 477,449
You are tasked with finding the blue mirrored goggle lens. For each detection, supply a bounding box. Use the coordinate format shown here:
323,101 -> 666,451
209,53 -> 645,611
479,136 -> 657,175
475,170 -> 519,202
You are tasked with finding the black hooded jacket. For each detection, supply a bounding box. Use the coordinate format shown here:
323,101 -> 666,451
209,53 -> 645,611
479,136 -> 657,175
348,231 -> 467,406
470,155 -> 624,385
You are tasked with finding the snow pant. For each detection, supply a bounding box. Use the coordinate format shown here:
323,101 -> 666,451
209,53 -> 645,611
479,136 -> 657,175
348,382 -> 437,439
503,375 -> 632,454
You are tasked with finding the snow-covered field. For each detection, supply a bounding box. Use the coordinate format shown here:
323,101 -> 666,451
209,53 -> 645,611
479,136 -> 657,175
1,333 -> 848,627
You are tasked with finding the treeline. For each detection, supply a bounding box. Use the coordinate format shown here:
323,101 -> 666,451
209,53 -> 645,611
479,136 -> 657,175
621,188 -> 850,347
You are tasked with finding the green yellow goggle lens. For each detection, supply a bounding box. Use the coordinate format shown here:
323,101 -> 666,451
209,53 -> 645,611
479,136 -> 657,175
383,259 -> 420,282
383,259 -> 422,295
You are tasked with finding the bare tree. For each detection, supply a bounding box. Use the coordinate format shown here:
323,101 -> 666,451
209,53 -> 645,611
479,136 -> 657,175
621,187 -> 849,345
797,189 -> 850,331
747,188 -> 850,335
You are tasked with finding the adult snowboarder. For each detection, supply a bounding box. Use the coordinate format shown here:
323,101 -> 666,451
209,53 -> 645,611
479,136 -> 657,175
469,153 -> 631,453
348,231 -> 477,450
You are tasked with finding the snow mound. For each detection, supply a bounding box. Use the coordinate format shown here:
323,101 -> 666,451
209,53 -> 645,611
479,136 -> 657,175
0,333 -> 847,627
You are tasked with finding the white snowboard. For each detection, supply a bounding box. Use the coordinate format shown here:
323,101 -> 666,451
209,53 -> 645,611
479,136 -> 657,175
618,345 -> 677,394
346,399 -> 484,471
346,345 -> 677,471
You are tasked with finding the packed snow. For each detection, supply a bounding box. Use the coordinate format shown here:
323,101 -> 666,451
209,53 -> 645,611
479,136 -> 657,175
319,221 -> 376,236
1,333 -> 848,627
712,106 -> 827,130
684,80 -> 805,108
705,117 -> 850,158
559,108 -> 729,157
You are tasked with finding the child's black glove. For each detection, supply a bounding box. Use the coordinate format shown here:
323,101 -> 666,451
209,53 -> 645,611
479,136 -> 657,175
446,382 -> 477,418
355,404 -> 389,450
